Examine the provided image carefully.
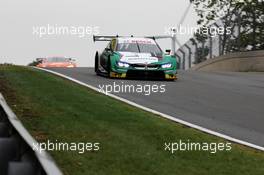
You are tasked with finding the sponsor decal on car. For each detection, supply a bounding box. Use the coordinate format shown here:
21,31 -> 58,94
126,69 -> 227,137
119,38 -> 156,44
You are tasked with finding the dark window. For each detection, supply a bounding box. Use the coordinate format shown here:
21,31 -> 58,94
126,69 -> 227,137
117,42 -> 163,57
117,43 -> 139,52
138,43 -> 163,57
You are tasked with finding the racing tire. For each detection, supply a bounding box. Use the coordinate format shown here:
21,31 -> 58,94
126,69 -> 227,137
107,56 -> 112,77
94,52 -> 99,73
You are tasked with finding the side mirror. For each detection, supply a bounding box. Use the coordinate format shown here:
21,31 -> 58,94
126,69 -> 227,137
165,49 -> 171,54
105,48 -> 112,52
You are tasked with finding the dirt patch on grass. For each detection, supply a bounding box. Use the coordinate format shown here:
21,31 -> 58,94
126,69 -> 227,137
0,68 -> 49,141
32,131 -> 48,142
0,68 -> 40,117
0,70 -> 18,106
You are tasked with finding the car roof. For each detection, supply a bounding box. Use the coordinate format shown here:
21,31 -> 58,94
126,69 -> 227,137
117,37 -> 156,44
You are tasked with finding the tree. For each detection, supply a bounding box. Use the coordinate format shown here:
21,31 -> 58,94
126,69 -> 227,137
190,0 -> 264,52
28,59 -> 42,66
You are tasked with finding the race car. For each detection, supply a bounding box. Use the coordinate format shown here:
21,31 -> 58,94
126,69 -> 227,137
93,35 -> 177,80
36,57 -> 77,68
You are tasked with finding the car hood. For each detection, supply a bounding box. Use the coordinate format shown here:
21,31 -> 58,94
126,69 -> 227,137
118,52 -> 162,64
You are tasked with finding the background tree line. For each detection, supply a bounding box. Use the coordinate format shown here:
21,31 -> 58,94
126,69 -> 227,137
190,0 -> 264,61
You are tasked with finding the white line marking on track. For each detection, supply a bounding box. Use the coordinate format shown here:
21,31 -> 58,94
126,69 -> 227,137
35,67 -> 264,152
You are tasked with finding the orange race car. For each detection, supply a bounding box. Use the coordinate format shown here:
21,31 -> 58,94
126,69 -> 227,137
36,57 -> 77,68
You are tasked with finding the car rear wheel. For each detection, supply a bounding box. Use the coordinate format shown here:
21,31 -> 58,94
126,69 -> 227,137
107,57 -> 111,77
94,52 -> 99,73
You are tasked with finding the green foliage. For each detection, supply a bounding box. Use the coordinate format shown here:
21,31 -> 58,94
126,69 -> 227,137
190,0 -> 264,51
28,60 -> 41,66
195,47 -> 209,64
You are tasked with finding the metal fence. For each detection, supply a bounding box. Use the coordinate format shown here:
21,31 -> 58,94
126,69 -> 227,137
0,93 -> 62,175
175,11 -> 247,70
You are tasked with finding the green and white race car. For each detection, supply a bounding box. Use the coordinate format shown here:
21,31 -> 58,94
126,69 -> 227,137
93,35 -> 177,80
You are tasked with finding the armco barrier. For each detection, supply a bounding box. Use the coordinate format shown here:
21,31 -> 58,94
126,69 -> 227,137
0,93 -> 63,175
191,50 -> 264,72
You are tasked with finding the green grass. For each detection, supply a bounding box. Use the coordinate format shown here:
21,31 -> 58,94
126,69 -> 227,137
0,65 -> 264,175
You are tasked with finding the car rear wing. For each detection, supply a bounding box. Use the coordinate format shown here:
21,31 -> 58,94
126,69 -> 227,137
93,35 -> 119,42
145,35 -> 172,40
93,35 -> 172,41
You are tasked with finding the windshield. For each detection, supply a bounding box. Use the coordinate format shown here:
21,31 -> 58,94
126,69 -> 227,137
117,43 -> 139,52
46,57 -> 70,62
117,42 -> 163,57
138,44 -> 163,57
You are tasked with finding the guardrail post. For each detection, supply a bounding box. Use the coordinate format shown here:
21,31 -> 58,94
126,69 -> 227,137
178,49 -> 186,70
175,53 -> 181,69
184,44 -> 192,69
209,35 -> 213,59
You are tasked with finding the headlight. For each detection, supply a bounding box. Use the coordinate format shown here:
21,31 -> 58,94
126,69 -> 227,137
161,63 -> 172,68
117,62 -> 129,68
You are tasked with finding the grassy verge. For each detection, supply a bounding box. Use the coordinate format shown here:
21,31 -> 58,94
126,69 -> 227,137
0,65 -> 264,175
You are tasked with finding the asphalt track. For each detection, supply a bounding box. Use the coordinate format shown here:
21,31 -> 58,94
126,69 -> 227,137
47,68 -> 264,147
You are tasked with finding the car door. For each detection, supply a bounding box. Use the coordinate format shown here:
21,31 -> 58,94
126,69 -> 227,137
100,39 -> 117,70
